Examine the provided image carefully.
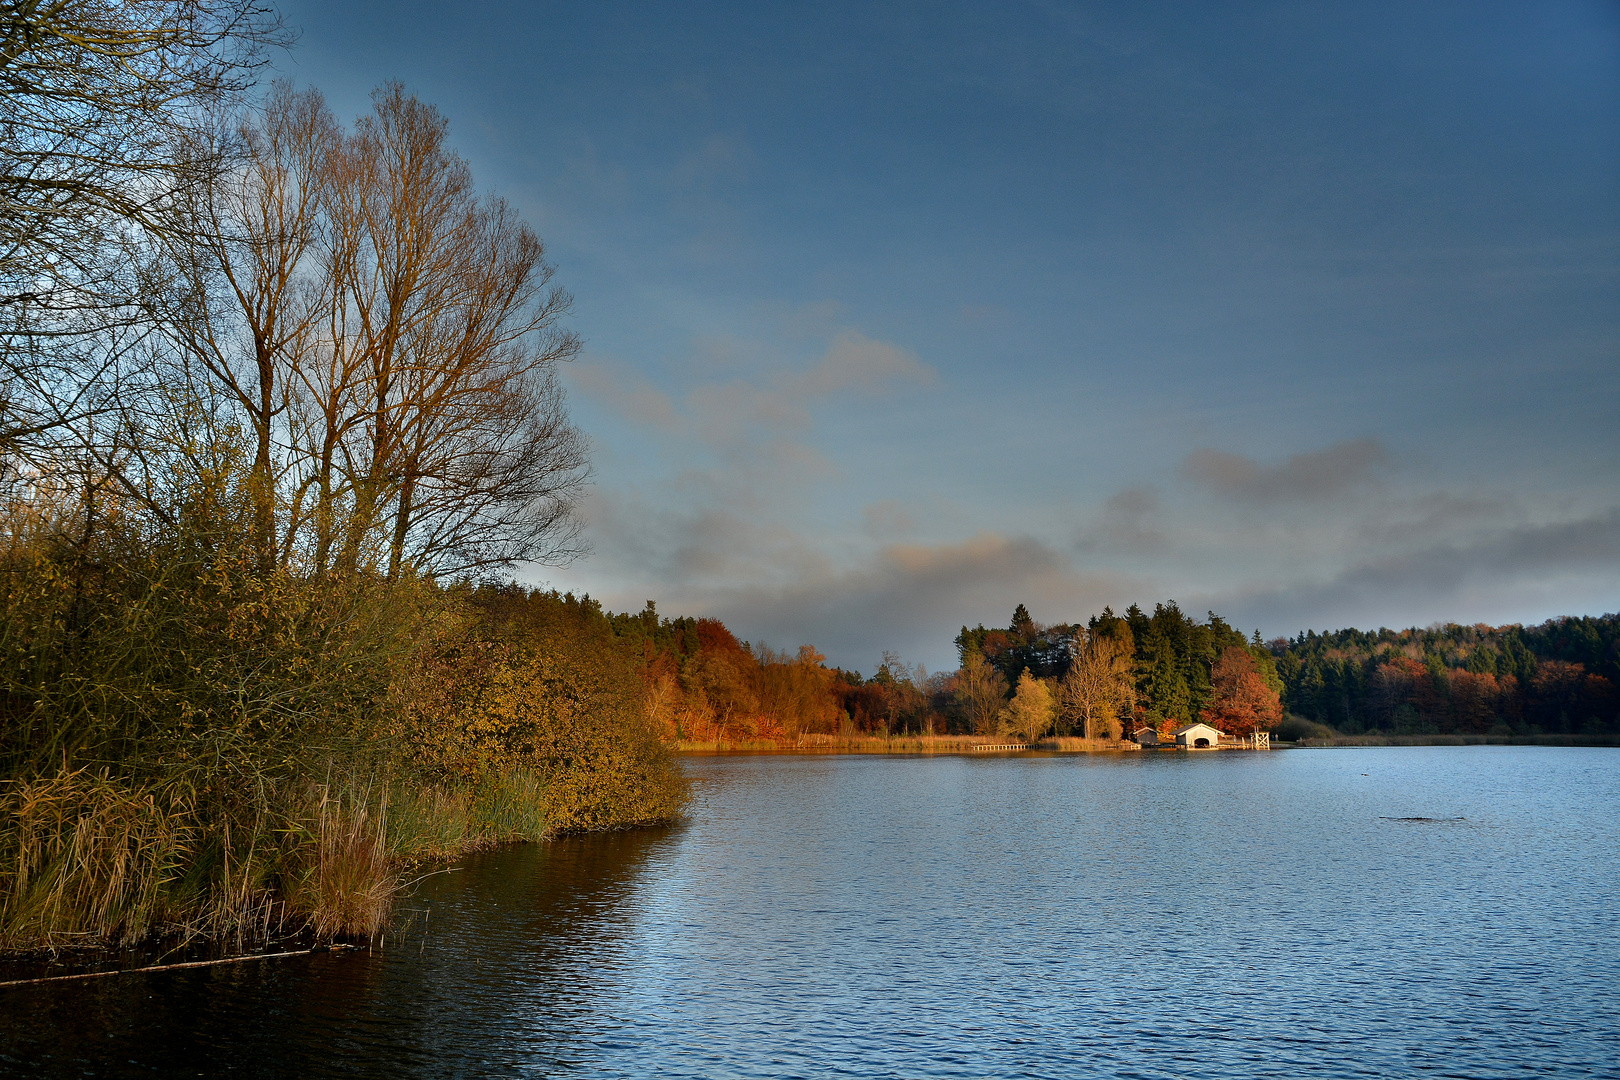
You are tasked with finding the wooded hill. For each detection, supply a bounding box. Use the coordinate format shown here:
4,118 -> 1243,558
1274,615 -> 1619,737
577,595 -> 1619,743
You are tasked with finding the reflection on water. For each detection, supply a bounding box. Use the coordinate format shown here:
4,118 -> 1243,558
1,829 -> 676,1077
3,747 -> 1618,1077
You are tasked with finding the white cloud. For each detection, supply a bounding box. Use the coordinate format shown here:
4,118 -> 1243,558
790,330 -> 936,398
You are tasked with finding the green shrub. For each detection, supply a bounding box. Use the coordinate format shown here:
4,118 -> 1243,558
1274,714 -> 1338,742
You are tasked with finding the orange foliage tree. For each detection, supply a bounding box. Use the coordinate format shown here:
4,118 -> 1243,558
1201,646 -> 1283,736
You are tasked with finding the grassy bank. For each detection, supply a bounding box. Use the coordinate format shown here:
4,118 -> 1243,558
1,742 -> 687,959
0,758 -> 686,960
676,734 -> 1137,754
0,539 -> 689,957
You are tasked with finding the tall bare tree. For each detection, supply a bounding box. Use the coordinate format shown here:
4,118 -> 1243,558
324,84 -> 585,578
1,0 -> 282,468
164,81 -> 337,570
1060,628 -> 1136,739
159,81 -> 587,580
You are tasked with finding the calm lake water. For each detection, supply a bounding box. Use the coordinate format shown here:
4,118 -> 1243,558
4,747 -> 1619,1078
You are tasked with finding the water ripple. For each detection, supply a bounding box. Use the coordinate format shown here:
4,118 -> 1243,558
3,747 -> 1618,1077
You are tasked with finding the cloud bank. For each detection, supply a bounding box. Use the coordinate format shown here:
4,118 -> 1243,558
1182,439 -> 1390,504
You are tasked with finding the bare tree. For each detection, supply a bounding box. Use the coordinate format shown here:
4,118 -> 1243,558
322,84 -> 586,579
155,82 -> 587,580
163,81 -> 337,570
35,69 -> 590,582
1060,629 -> 1136,739
1,0 -> 280,305
1,0 -> 283,475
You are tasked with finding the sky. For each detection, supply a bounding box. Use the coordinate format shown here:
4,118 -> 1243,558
273,0 -> 1620,673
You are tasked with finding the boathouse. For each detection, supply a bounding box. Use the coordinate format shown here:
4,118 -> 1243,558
1173,722 -> 1224,748
1132,724 -> 1160,746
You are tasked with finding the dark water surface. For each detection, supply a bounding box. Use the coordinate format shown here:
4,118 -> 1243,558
4,747 -> 1619,1077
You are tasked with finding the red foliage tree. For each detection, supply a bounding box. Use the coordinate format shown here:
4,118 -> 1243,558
1201,646 -> 1283,737
695,618 -> 747,656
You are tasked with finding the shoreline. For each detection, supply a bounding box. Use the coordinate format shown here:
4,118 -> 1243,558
675,732 -> 1620,754
1293,733 -> 1620,748
678,736 -> 1147,755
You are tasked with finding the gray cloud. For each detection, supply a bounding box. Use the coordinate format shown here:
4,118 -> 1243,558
569,357 -> 681,432
1182,438 -> 1390,504
570,329 -> 934,452
1216,508 -> 1620,634
558,527 -> 1139,672
682,532 -> 1139,672
1077,485 -> 1165,553
1350,491 -> 1521,548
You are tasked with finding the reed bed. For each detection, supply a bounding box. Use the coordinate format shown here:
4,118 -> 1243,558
0,769 -> 184,951
0,760 -> 678,955
1034,737 -> 1133,752
677,734 -> 1135,754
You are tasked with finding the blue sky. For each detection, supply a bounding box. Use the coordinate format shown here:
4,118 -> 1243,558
275,1 -> 1620,672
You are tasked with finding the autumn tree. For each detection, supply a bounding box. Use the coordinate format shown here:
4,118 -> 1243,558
323,84 -> 587,579
153,81 -> 588,580
1060,626 -> 1135,740
1201,646 -> 1282,736
954,650 -> 1008,735
162,81 -> 338,570
756,644 -> 839,737
999,671 -> 1056,742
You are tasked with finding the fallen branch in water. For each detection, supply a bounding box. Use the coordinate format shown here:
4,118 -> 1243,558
0,944 -> 360,988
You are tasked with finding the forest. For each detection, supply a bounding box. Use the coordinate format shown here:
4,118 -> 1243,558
574,595 -> 1619,746
1274,616 -> 1619,737
558,597 -> 1287,745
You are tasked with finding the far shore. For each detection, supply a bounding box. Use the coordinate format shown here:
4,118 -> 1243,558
676,735 -> 1133,754
676,732 -> 1620,754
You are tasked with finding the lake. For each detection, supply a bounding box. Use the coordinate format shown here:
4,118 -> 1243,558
4,747 -> 1618,1077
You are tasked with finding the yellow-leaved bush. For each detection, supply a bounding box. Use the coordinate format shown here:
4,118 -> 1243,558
392,629 -> 689,836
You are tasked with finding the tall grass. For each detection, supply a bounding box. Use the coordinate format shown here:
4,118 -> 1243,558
678,733 -> 1132,754
0,473 -> 689,955
0,769 -> 183,950
1,757 -> 686,953
1036,737 -> 1132,752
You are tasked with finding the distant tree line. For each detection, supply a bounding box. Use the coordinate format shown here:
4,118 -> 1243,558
1274,616 -> 1619,737
952,602 -> 1283,740
569,597 -> 1284,744
602,599 -> 1620,745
